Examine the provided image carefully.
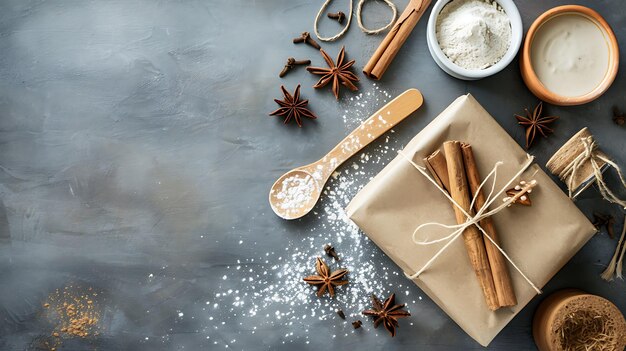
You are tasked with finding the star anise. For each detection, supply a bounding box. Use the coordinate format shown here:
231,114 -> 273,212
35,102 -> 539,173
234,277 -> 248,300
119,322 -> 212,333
303,257 -> 348,298
306,46 -> 359,100
362,293 -> 410,337
269,85 -> 317,127
515,101 -> 559,149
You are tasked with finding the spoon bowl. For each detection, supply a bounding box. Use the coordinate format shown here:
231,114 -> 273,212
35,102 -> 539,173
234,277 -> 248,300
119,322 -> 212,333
269,89 -> 424,220
269,169 -> 321,220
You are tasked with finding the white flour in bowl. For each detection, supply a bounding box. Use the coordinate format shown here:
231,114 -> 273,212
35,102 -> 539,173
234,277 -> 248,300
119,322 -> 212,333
436,0 -> 511,70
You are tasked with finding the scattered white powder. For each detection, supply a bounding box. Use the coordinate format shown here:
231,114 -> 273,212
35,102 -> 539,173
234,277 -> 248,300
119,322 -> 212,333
436,0 -> 511,70
341,83 -> 392,129
202,143 -> 422,347
191,86 -> 424,348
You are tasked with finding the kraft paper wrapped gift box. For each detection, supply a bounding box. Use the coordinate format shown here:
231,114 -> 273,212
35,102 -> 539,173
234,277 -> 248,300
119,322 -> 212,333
345,94 -> 596,346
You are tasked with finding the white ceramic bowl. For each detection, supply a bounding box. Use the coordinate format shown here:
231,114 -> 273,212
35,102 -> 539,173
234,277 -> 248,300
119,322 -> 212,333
426,0 -> 523,80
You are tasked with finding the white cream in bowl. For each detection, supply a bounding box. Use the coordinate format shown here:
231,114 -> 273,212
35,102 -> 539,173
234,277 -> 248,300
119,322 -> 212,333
530,13 -> 611,97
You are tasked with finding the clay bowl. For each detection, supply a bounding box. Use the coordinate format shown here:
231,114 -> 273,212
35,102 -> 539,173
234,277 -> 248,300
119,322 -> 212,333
520,5 -> 619,106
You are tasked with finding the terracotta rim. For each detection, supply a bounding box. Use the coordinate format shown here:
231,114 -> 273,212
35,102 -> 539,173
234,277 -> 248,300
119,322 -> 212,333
520,5 -> 619,106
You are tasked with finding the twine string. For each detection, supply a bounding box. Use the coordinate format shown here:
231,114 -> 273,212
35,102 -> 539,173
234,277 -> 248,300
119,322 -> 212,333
410,162 -> 502,245
356,0 -> 397,35
558,136 -> 626,209
314,0 -> 353,42
314,0 -> 397,42
601,215 -> 626,281
397,151 -> 542,294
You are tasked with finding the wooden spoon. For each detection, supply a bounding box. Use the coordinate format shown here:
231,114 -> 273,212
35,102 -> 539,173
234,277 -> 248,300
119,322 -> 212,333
269,88 -> 424,220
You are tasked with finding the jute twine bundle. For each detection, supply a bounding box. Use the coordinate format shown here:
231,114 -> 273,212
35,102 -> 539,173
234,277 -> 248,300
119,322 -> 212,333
547,128 -> 626,281
546,127 -> 626,209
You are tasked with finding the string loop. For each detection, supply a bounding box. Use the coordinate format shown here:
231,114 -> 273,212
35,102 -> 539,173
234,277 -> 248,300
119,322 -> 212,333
314,0 -> 397,42
357,0 -> 397,35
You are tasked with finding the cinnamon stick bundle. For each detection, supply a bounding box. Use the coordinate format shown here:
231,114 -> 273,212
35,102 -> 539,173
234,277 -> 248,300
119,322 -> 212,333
461,143 -> 517,307
362,0 -> 431,80
443,141 -> 499,311
425,142 -> 518,309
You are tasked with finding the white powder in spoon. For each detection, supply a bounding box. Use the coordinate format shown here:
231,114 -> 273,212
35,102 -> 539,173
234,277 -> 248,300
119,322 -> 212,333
436,0 -> 511,70
274,173 -> 317,216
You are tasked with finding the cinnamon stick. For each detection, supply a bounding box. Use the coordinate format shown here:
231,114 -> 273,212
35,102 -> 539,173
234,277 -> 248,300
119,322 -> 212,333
362,0 -> 431,80
461,143 -> 517,307
424,149 -> 450,192
443,141 -> 499,311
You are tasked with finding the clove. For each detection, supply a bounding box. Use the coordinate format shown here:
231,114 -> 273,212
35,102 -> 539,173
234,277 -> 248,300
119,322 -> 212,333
327,11 -> 346,24
279,57 -> 311,78
336,309 -> 346,319
352,320 -> 362,329
324,244 -> 340,261
292,31 -> 321,50
592,212 -> 616,239
607,216 -> 616,239
613,106 -> 625,126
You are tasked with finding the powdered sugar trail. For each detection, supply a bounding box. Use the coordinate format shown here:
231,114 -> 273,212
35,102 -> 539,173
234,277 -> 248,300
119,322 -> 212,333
171,86 -> 423,348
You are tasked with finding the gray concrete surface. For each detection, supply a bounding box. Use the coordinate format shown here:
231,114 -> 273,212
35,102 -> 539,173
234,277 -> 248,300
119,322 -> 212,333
0,0 -> 624,350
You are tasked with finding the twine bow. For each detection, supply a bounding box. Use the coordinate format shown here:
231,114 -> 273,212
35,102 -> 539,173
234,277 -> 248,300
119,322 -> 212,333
558,136 -> 626,209
398,151 -> 542,295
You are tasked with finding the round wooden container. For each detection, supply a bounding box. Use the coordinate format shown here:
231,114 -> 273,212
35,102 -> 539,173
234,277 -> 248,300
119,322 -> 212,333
533,289 -> 626,351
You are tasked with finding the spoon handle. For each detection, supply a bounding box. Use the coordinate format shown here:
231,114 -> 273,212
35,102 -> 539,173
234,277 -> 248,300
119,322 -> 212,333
319,88 -> 423,177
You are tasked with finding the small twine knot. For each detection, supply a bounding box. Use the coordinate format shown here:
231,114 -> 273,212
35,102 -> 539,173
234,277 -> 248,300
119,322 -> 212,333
563,136 -> 626,209
548,129 -> 626,209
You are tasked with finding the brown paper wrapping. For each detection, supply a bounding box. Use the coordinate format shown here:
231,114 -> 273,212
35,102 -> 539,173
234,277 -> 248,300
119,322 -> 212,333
345,94 -> 596,346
